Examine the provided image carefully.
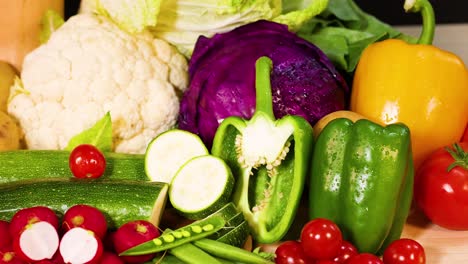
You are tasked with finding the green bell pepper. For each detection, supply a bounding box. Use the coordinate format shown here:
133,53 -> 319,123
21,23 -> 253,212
211,57 -> 314,244
309,118 -> 414,254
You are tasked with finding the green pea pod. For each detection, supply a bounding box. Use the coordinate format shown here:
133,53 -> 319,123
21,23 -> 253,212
309,118 -> 414,254
212,57 -> 314,243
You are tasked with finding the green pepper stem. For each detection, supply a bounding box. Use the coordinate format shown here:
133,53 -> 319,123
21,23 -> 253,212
404,0 -> 435,45
445,144 -> 468,172
254,57 -> 275,119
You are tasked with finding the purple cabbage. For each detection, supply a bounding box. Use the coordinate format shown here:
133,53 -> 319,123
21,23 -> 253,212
178,20 -> 349,148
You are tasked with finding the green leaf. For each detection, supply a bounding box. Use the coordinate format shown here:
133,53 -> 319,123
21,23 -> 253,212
39,9 -> 64,44
65,112 -> 113,152
80,0 -> 162,33
297,0 -> 418,72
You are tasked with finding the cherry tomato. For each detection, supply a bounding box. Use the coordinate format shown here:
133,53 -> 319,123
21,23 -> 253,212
300,218 -> 343,260
414,142 -> 468,229
382,238 -> 425,264
69,144 -> 106,178
345,253 -> 383,264
332,240 -> 358,263
275,240 -> 311,264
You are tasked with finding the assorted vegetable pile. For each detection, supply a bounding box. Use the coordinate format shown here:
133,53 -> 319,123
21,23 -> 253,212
0,0 -> 467,263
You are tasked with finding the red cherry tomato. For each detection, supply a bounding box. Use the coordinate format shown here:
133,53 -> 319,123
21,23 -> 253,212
414,142 -> 468,229
275,240 -> 311,264
300,218 -> 343,260
332,240 -> 358,263
382,238 -> 426,264
69,144 -> 106,178
346,253 -> 383,264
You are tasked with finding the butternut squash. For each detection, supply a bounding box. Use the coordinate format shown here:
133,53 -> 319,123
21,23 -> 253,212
0,0 -> 64,71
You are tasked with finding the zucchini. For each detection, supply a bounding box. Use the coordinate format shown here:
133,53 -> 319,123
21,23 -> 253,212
217,221 -> 250,248
169,155 -> 235,220
0,150 -> 149,183
0,178 -> 168,228
145,129 -> 209,183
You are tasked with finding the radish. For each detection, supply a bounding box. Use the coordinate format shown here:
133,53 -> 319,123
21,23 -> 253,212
62,204 -> 108,239
113,220 -> 160,263
0,246 -> 27,264
60,227 -> 103,264
0,221 -> 12,249
99,252 -> 124,264
33,249 -> 65,264
9,206 -> 59,238
12,221 -> 59,262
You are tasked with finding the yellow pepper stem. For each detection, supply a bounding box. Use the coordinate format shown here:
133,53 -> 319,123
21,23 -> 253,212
404,0 -> 435,45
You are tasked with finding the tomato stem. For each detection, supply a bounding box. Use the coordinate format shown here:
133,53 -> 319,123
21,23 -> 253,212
445,143 -> 468,172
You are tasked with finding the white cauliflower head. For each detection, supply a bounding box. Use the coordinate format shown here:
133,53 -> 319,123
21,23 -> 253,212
8,13 -> 189,154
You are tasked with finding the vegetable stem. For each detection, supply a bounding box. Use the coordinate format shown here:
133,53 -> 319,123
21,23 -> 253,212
254,57 -> 275,119
404,0 -> 435,45
445,144 -> 468,172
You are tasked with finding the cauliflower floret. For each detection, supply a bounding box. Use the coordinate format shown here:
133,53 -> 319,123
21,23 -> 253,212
8,13 -> 189,154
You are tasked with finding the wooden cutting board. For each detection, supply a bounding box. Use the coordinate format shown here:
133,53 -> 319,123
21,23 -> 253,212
401,210 -> 468,264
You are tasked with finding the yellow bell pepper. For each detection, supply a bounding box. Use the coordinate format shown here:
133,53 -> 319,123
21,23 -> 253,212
350,0 -> 468,169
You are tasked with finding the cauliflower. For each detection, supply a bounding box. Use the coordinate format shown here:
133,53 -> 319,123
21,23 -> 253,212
8,13 -> 189,154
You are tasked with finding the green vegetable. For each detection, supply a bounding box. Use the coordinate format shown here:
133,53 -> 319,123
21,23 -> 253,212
193,238 -> 274,264
216,220 -> 250,248
39,9 -> 64,44
0,150 -> 148,183
168,237 -> 223,264
309,118 -> 414,254
211,57 -> 314,243
169,155 -> 234,220
79,0 -> 161,33
121,214 -> 226,255
297,0 -> 418,72
65,112 -> 113,152
145,129 -> 209,183
0,178 -> 168,228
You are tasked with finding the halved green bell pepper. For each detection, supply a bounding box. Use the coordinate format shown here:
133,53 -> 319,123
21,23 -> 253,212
309,118 -> 414,254
211,57 -> 314,243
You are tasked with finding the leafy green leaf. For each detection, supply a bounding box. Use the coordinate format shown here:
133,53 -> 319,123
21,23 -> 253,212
39,9 -> 64,44
65,112 -> 113,152
297,0 -> 418,72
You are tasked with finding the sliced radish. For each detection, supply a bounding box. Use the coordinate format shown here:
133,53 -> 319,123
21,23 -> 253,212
9,206 -> 58,237
60,227 -> 103,264
62,205 -> 108,239
99,252 -> 124,264
113,220 -> 160,263
0,245 -> 27,264
12,221 -> 59,262
0,220 -> 12,249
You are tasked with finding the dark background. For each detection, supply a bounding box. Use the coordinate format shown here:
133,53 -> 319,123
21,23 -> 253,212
65,0 -> 468,25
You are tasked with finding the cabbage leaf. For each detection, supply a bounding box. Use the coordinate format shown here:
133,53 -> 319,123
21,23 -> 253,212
79,0 -> 161,33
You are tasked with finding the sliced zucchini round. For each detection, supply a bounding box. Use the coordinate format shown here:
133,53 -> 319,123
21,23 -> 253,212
145,129 -> 209,183
169,155 -> 234,220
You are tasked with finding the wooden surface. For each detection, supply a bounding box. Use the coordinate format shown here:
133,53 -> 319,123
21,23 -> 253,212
402,209 -> 468,264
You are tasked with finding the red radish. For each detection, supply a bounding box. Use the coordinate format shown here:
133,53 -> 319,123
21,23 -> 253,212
0,221 -> 12,249
0,246 -> 27,264
103,232 -> 116,252
32,249 -> 64,264
12,221 -> 59,262
98,252 -> 124,264
9,206 -> 58,238
62,205 -> 108,239
60,227 -> 103,264
113,220 -> 160,263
